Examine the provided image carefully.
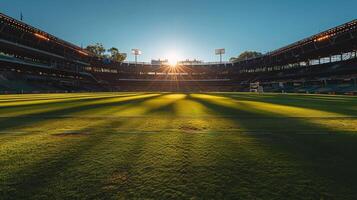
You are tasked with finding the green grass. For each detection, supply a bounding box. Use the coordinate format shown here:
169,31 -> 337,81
0,92 -> 357,199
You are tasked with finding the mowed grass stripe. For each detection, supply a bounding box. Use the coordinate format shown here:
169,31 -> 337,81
0,92 -> 357,199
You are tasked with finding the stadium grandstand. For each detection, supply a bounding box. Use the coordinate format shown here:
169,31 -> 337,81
0,12 -> 356,94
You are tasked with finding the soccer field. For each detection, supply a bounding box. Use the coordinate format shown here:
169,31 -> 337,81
0,92 -> 357,199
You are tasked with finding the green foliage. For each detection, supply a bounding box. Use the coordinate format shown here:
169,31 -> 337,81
0,93 -> 357,199
85,44 -> 126,61
85,43 -> 106,57
108,47 -> 127,62
230,51 -> 263,62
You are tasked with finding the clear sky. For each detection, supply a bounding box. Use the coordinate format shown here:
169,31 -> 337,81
1,0 -> 356,62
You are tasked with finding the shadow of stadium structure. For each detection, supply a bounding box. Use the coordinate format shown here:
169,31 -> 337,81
0,93 -> 122,104
0,93 -> 162,132
0,93 -> 145,114
188,93 -> 357,198
1,94 -> 187,199
226,93 -> 357,117
1,93 -> 357,199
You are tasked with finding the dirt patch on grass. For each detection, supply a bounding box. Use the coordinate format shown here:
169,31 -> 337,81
103,170 -> 129,191
109,171 -> 129,184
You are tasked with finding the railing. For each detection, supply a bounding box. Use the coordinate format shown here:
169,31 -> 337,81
0,12 -> 89,56
268,19 -> 357,56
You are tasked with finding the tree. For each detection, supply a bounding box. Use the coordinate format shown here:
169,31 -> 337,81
108,47 -> 127,62
85,43 -> 106,57
85,44 -> 127,62
230,51 -> 263,62
108,47 -> 119,56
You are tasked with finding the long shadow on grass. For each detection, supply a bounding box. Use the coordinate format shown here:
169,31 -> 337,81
189,94 -> 357,199
120,94 -> 283,198
95,95 -> 190,198
0,94 -> 162,132
222,93 -> 357,117
0,93 -> 141,110
0,94 -> 191,199
96,95 -> 194,198
1,94 -> 183,199
0,94 -> 108,104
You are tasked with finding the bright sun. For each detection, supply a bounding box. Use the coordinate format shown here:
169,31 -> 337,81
166,50 -> 180,66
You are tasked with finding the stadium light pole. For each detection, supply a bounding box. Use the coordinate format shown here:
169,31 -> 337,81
131,49 -> 142,66
215,48 -> 225,63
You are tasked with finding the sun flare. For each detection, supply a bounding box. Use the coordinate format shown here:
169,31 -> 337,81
166,50 -> 181,66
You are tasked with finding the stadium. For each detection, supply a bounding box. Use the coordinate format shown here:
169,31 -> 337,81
1,12 -> 356,94
1,1 -> 357,199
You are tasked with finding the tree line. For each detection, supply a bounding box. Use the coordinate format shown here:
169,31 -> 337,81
85,43 -> 127,62
85,44 -> 262,63
230,51 -> 263,62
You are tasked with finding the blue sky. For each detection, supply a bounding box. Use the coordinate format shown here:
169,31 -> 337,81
1,0 -> 356,62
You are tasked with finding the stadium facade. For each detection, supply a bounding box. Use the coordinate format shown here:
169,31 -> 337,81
0,12 -> 356,94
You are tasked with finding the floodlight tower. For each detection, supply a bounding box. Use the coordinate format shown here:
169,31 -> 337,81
131,49 -> 142,65
215,48 -> 225,63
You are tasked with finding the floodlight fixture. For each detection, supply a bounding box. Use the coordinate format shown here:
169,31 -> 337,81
215,48 -> 225,63
131,49 -> 142,65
